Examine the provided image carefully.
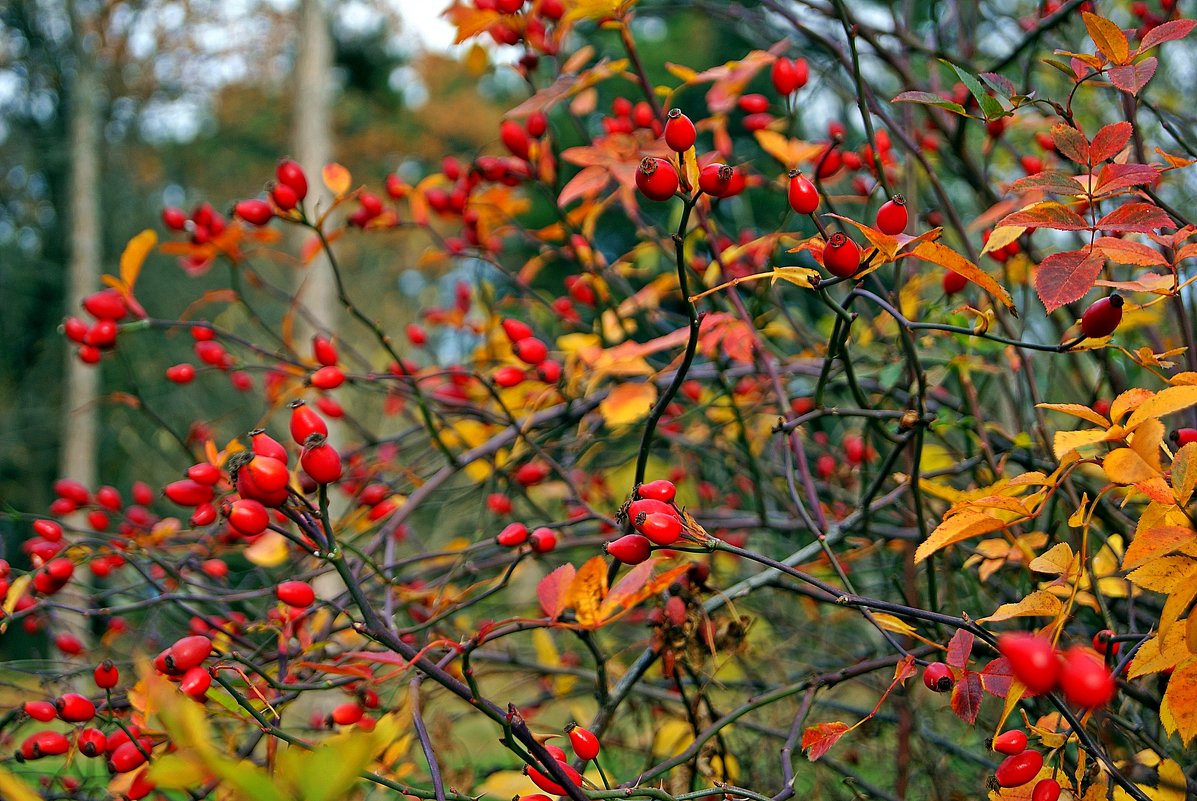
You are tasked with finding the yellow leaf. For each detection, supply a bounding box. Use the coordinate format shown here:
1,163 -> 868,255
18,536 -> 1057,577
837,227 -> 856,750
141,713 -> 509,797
1122,525 -> 1197,570
322,163 -> 352,197
753,130 -> 825,167
1028,542 -> 1075,576
149,753 -> 209,788
770,265 -> 820,288
652,717 -> 695,757
566,0 -> 637,22
121,229 -> 157,293
1052,428 -> 1109,459
244,530 -> 291,568
1171,442 -> 1197,505
1188,614 -> 1197,654
912,240 -> 1016,313
1130,415 -> 1165,472
978,590 -> 1063,623
476,770 -> 539,800
1104,447 -> 1160,484
1068,493 -> 1090,527
566,556 -> 609,628
1130,622 -> 1190,678
533,629 -> 576,695
1126,385 -> 1197,429
2,574 -> 31,619
871,612 -> 917,636
915,510 -> 1009,563
1159,656 -> 1197,744
1127,555 -> 1197,593
1111,387 -> 1155,424
1037,402 -> 1110,428
1152,760 -> 1188,801
0,764 -> 42,801
599,381 -> 658,427
1082,11 -> 1130,64
983,225 -> 1025,254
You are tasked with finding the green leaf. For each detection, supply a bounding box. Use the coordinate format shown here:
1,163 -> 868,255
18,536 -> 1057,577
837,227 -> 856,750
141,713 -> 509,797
299,731 -> 379,801
892,91 -> 968,116
941,60 -> 1004,119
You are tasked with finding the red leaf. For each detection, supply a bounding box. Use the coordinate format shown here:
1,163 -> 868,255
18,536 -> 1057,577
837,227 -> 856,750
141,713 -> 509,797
802,721 -> 850,761
1138,18 -> 1197,53
1008,171 -> 1085,196
1095,236 -> 1167,266
946,629 -> 975,669
1000,202 -> 1090,231
1089,122 -> 1132,163
1097,202 -> 1176,233
950,670 -> 985,724
1035,248 -> 1105,312
980,657 -> 1016,697
558,165 -> 611,208
1095,163 -> 1160,196
1051,124 -> 1090,165
538,563 -> 576,619
1108,57 -> 1158,95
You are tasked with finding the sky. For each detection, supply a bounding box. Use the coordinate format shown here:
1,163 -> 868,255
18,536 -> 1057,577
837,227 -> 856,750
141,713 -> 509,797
396,0 -> 459,52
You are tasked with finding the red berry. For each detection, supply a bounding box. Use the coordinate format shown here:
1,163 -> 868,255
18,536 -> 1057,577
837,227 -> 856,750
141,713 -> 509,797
822,232 -> 861,278
527,111 -> 548,138
234,199 -> 273,226
25,730 -> 70,759
331,702 -> 364,726
637,479 -> 677,503
994,750 -> 1044,788
162,207 -> 187,230
310,365 -> 345,390
94,660 -> 120,689
228,498 -> 269,536
63,316 -> 88,343
771,57 -> 800,95
24,700 -> 56,721
1092,629 -> 1120,657
943,270 -> 968,294
77,727 -> 107,757
312,335 -> 338,366
637,511 -> 683,545
55,692 -> 95,722
496,522 -> 529,547
301,438 -> 343,484
566,724 -> 601,761
993,729 -> 1028,755
1059,647 -> 1116,708
605,533 -> 653,564
168,635 -> 213,673
108,739 -> 149,773
527,761 -> 583,795
82,288 -> 127,321
276,159 -> 308,200
1032,778 -> 1062,801
251,431 -> 290,463
738,93 -> 769,114
513,337 -> 549,365
698,162 -> 737,198
494,365 -> 526,388
998,632 -> 1060,694
922,662 -> 953,692
33,519 -> 63,541
500,119 -> 531,160
406,323 -> 428,346
271,182 -> 300,211
502,318 -> 533,342
664,109 -> 696,152
1171,428 -> 1197,447
276,580 -> 316,608
289,400 -> 328,445
637,157 -> 680,202
243,455 -> 290,493
787,171 -> 819,215
875,196 -> 908,235
1080,294 -> 1124,339
166,363 -> 196,383
529,527 -> 558,553
844,434 -> 867,466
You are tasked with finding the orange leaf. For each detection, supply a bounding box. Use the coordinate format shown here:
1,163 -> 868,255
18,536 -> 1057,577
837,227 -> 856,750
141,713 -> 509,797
1160,656 -> 1197,743
599,563 -> 690,622
999,202 -> 1090,231
1082,11 -> 1129,64
1122,525 -> 1197,570
1103,447 -> 1160,485
323,163 -> 352,197
565,556 -> 609,628
538,563 -> 577,619
598,559 -> 656,618
911,240 -> 1016,313
1094,236 -> 1166,266
119,229 -> 157,295
802,721 -> 850,761
598,382 -> 658,428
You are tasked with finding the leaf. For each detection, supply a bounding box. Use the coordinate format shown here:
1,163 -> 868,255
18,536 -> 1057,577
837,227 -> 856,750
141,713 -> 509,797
915,510 -> 1010,563
1028,542 -> 1076,576
600,563 -> 690,621
1050,124 -> 1090,165
1159,656 -> 1197,743
891,91 -> 967,116
979,657 -> 1015,697
244,530 -> 290,567
558,165 -> 611,207
0,764 -> 42,801
1138,18 -> 1197,53
1000,202 -> 1090,231
1090,121 -> 1133,163
565,556 -> 609,627
1126,385 -> 1197,428
911,240 -> 1016,312
1172,443 -> 1197,505
119,229 -> 157,294
1095,236 -> 1166,266
322,163 -> 352,196
599,381 -> 658,427
753,130 -> 825,167
1122,526 -> 1197,570
1034,248 -> 1105,312
1130,624 -> 1190,678
978,591 -> 1064,623
598,558 -> 656,617
1097,203 -> 1175,233
1094,162 -> 1161,196
871,612 -> 916,636
1009,171 -> 1086,196
1082,11 -> 1130,63
980,72 -> 1017,99
1112,387 -> 1156,424
950,671 -> 984,723
1104,447 -> 1160,485
1108,57 -> 1158,95
941,60 -> 1004,119
802,721 -> 850,761
298,730 -> 379,801
538,564 -> 576,619
1037,403 -> 1110,428
946,629 -> 975,668
1127,555 -> 1197,593
770,266 -> 820,289
983,225 -> 1026,254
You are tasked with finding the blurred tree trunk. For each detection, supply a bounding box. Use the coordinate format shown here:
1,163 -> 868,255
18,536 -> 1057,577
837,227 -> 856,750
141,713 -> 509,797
56,2 -> 102,654
294,0 -> 337,336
